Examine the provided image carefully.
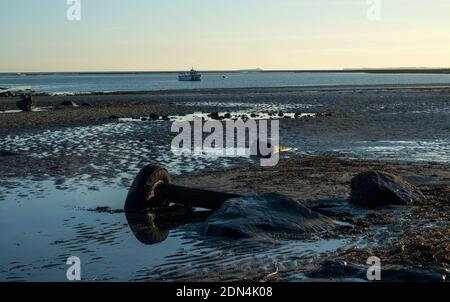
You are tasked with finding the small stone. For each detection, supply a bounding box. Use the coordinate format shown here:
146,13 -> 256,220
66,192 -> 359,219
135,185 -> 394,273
210,112 -> 220,120
149,113 -> 159,120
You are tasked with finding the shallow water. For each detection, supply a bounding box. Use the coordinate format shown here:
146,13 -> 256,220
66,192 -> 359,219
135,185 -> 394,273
1,177 -> 363,281
2,72 -> 450,94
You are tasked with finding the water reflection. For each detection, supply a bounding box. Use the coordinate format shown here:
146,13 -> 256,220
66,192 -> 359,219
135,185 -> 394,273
125,205 -> 212,245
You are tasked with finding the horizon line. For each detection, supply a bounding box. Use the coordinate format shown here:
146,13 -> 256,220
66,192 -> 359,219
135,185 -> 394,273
1,67 -> 450,74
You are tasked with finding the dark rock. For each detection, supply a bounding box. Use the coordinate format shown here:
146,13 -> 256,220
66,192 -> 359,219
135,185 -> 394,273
81,102 -> 92,107
316,112 -> 332,117
278,112 -> 284,117
16,95 -> 36,112
203,193 -> 334,240
54,178 -> 66,186
60,101 -> 77,107
250,113 -> 258,118
141,117 -> 148,121
161,115 -> 170,121
109,115 -> 120,120
149,113 -> 159,121
0,91 -> 17,97
307,261 -> 448,282
224,113 -> 232,119
0,150 -> 20,157
210,112 -> 220,120
350,171 -> 424,207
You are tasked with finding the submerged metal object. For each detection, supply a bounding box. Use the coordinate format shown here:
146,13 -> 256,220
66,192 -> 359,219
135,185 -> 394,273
124,165 -> 242,212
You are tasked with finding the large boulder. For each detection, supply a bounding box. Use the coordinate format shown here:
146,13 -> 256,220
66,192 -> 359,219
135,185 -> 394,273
203,193 -> 334,240
350,171 -> 424,207
16,95 -> 36,112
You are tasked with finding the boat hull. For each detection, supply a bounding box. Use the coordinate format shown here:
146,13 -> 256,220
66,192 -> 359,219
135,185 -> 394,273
178,74 -> 202,81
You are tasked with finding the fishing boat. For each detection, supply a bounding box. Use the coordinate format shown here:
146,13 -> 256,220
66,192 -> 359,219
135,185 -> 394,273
178,68 -> 202,81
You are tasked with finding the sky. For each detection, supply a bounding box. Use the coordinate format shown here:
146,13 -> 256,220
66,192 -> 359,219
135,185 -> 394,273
0,0 -> 449,72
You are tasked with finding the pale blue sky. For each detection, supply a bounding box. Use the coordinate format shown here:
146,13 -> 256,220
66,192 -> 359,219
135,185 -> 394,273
0,0 -> 449,72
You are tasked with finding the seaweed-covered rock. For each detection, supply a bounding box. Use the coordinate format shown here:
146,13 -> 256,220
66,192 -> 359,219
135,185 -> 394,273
350,171 -> 424,207
16,95 -> 36,112
203,193 -> 334,240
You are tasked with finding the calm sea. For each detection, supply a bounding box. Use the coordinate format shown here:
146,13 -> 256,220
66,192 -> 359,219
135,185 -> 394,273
1,72 -> 450,94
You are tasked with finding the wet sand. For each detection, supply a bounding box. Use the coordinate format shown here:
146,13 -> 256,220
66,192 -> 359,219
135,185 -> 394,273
1,85 -> 450,134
